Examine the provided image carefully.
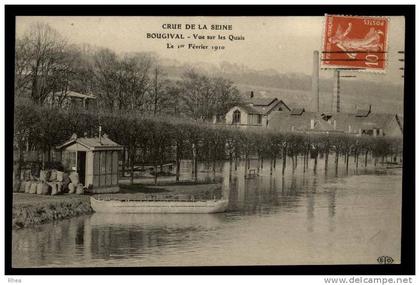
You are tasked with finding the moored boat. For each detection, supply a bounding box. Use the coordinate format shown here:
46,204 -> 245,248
90,196 -> 229,214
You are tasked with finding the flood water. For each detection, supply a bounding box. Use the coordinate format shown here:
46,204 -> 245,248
12,158 -> 402,267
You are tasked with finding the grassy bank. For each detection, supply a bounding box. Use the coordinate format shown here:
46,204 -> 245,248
13,193 -> 92,229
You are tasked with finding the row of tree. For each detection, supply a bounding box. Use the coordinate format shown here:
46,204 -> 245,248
15,22 -> 241,120
14,103 -> 403,184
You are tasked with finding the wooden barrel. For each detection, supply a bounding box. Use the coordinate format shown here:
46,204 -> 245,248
68,183 -> 75,194
36,182 -> 50,195
76,183 -> 84,195
49,170 -> 57,181
24,181 -> 32,193
29,182 -> 38,194
69,172 -> 79,185
56,171 -> 64,182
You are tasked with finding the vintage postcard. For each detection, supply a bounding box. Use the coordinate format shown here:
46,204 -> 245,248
5,6 -> 413,274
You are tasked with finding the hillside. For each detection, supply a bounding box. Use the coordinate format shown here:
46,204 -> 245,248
159,59 -> 404,115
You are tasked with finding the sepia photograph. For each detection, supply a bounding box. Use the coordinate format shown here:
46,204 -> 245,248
4,5 -> 414,274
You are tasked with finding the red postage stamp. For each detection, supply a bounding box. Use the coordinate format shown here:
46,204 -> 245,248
322,15 -> 389,71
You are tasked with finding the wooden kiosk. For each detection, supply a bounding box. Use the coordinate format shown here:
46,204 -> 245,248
57,133 -> 123,193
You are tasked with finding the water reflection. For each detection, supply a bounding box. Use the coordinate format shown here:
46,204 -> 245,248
13,158 -> 402,267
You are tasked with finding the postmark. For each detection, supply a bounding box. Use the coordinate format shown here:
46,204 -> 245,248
322,15 -> 389,71
377,256 -> 394,264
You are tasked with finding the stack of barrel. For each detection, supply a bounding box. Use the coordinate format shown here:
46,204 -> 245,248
15,170 -> 85,195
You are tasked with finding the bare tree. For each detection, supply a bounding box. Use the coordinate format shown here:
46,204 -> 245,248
122,54 -> 152,112
15,38 -> 33,97
93,50 -> 153,112
92,48 -> 119,110
15,22 -> 71,104
149,64 -> 173,115
212,76 -> 241,116
178,70 -> 209,120
178,69 -> 241,121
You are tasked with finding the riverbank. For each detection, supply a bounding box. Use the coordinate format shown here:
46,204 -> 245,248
12,182 -> 222,229
13,193 -> 92,229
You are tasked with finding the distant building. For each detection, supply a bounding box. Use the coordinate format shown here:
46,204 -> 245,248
268,108 -> 341,134
268,106 -> 403,137
222,93 -> 403,137
46,91 -> 97,110
225,91 -> 290,127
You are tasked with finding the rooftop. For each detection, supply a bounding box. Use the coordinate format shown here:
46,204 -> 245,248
54,91 -> 97,100
57,134 -> 123,151
238,97 -> 289,115
268,110 -> 402,136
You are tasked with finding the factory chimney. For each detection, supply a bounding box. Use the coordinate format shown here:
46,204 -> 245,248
312,50 -> 320,112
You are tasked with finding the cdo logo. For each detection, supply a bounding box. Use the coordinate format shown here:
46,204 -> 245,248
377,256 -> 394,264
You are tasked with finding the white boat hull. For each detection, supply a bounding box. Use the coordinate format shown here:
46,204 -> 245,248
90,197 -> 229,214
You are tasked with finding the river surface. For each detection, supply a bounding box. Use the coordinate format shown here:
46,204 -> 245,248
12,158 -> 402,267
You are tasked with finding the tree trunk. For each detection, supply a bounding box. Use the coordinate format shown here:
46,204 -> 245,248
270,158 -> 273,175
191,143 -> 196,177
194,151 -> 198,182
212,153 -> 216,182
47,146 -> 52,163
244,153 -> 249,178
324,147 -> 329,171
257,153 -> 260,174
176,142 -> 181,183
335,150 -> 339,174
141,147 -> 146,171
364,150 -> 368,168
356,150 -> 359,169
129,149 -> 134,185
282,147 -> 287,176
291,154 -> 295,173
229,152 -> 233,172
154,159 -> 158,185
306,147 -> 310,169
346,152 -> 349,172
121,147 -> 126,177
313,150 -> 318,174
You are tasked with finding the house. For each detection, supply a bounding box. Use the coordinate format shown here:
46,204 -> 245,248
57,133 -> 123,193
268,106 -> 403,137
268,108 -> 341,134
225,91 -> 290,127
46,91 -> 97,110
331,111 -> 403,137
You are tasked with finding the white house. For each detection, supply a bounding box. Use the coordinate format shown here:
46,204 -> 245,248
225,93 -> 290,127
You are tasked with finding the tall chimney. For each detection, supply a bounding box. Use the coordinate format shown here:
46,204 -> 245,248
312,50 -> 320,112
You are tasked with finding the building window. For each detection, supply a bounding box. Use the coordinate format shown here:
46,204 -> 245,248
257,115 -> 262,124
233,110 -> 241,124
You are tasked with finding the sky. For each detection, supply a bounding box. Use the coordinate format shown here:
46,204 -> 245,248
16,16 -> 405,84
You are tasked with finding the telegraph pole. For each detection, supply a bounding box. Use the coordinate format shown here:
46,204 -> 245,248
333,70 -> 340,113
331,68 -> 357,113
312,50 -> 320,112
